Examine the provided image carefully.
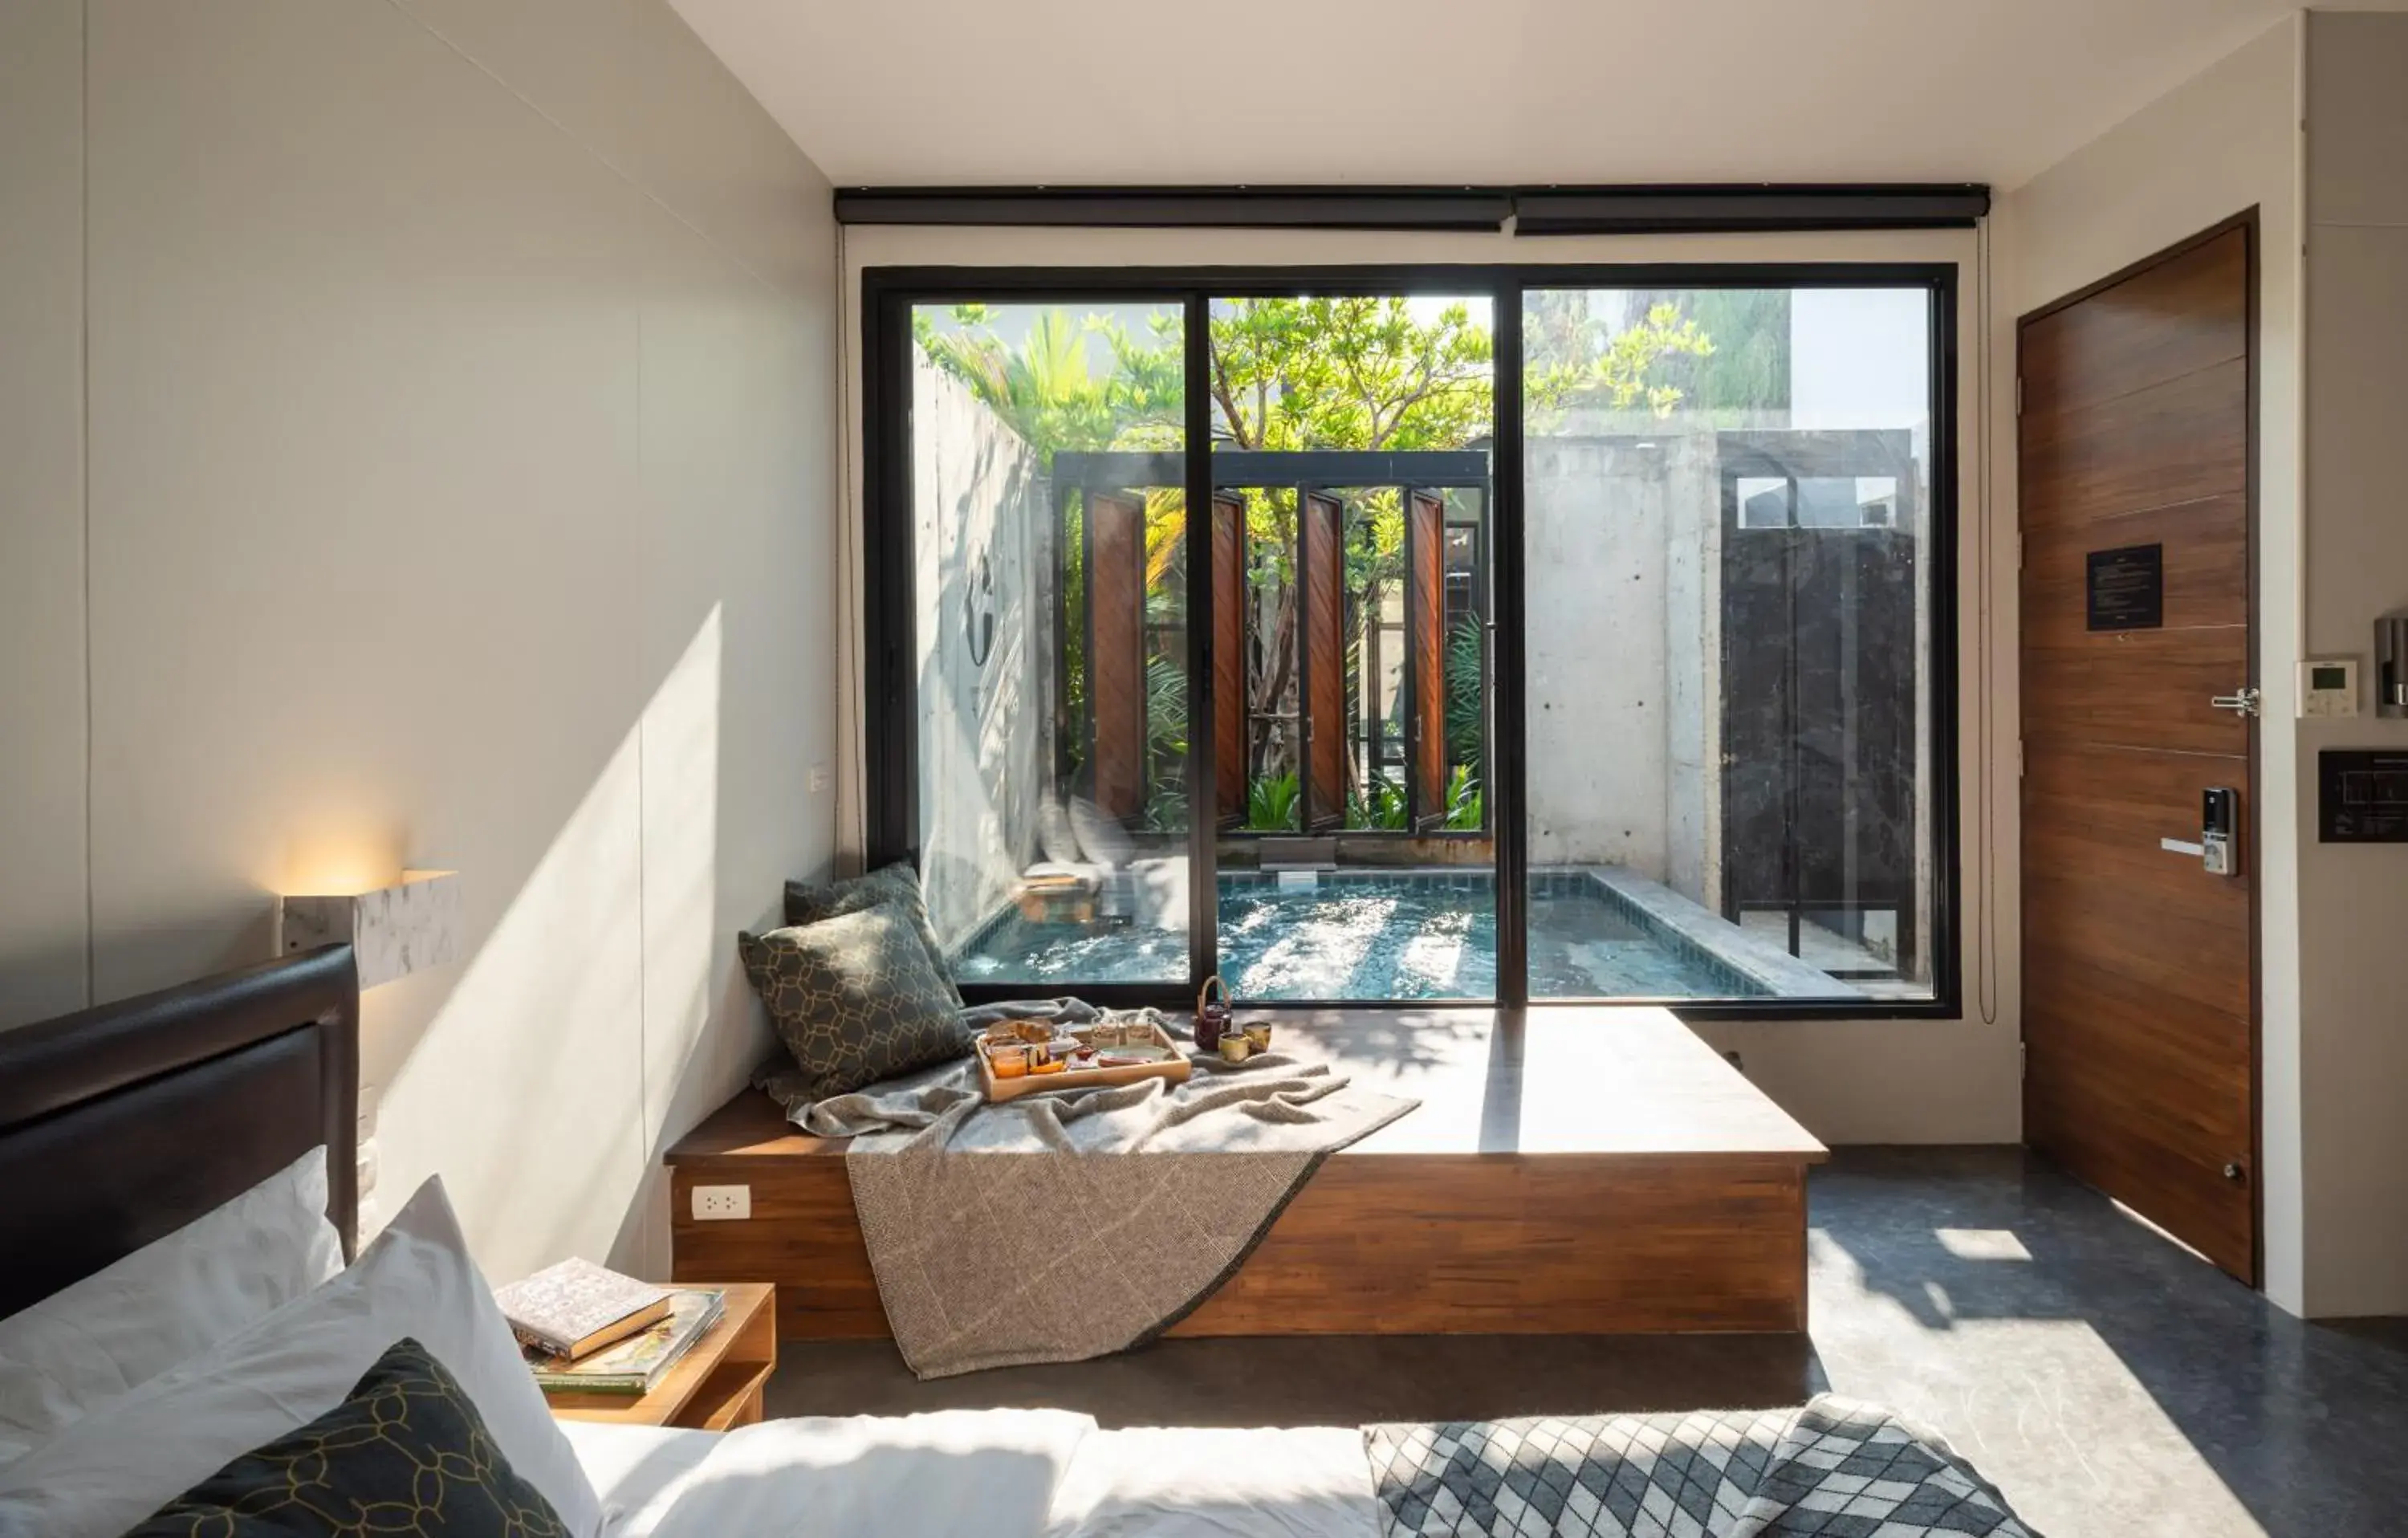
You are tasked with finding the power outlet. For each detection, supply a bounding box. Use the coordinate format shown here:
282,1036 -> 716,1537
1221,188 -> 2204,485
691,1184 -> 751,1222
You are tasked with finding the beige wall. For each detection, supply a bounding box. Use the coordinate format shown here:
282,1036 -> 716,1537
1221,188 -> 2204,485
0,2 -> 90,1029
0,0 -> 839,1284
2300,9 -> 2408,1319
841,222 -> 2026,1147
2005,14 -> 2408,1318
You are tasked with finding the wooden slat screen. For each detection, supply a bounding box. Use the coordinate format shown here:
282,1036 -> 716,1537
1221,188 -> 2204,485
1407,490 -> 1449,829
1087,491 -> 1147,820
1302,492 -> 1348,833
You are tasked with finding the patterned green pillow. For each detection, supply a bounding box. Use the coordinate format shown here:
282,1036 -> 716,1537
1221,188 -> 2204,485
783,862 -> 962,1008
123,1336 -> 565,1537
739,899 -> 971,1105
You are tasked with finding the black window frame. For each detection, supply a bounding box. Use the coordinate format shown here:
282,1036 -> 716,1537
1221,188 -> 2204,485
861,261 -> 1962,1022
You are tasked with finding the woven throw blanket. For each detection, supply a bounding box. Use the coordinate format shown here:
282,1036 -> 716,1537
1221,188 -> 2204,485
1364,1396 -> 2039,1537
759,1000 -> 1417,1380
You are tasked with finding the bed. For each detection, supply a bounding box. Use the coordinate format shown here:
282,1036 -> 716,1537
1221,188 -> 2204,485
0,950 -> 2034,1538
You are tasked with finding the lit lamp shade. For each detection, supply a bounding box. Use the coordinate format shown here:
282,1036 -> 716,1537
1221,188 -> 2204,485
279,869 -> 462,990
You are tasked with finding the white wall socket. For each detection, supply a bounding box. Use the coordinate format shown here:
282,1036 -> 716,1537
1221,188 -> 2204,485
691,1184 -> 751,1222
807,762 -> 831,793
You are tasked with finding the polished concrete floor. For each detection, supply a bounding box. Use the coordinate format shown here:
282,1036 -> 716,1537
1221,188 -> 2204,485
766,1148 -> 2408,1537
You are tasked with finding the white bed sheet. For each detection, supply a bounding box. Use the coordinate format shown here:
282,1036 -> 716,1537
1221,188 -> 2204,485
558,1421 -> 718,1538
568,1409 -> 1379,1538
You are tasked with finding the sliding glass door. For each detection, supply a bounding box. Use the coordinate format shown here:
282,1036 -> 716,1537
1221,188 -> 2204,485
869,267 -> 1956,1016
903,299 -> 1192,990
1205,294 -> 1495,1002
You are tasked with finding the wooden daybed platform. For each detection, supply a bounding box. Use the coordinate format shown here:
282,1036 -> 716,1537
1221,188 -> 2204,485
667,1007 -> 1827,1341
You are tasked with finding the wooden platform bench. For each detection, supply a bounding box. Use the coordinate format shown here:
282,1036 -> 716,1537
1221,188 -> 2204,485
667,1007 -> 1828,1341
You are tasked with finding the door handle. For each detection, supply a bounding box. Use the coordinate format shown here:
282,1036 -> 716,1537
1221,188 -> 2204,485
2210,687 -> 2261,717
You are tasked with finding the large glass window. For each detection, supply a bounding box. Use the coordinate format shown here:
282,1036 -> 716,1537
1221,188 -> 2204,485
908,300 -> 1190,987
1207,295 -> 1494,1002
876,271 -> 1950,1014
1523,287 -> 1938,1002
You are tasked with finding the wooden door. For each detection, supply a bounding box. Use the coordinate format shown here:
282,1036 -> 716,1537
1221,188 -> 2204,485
1210,494 -> 1249,830
2019,219 -> 2257,1283
1300,492 -> 1348,833
1086,491 -> 1147,821
1405,490 -> 1450,830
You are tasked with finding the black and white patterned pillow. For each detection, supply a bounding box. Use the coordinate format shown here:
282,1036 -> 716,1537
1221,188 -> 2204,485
124,1337 -> 566,1538
739,901 -> 971,1105
783,862 -> 962,1008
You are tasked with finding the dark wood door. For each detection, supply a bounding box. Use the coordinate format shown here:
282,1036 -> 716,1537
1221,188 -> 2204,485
2019,219 -> 2258,1284
1300,492 -> 1348,833
1086,491 -> 1147,820
1210,494 -> 1248,830
1405,490 -> 1450,831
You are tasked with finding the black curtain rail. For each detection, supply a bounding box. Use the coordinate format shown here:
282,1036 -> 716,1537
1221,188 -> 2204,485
833,184 -> 1991,233
834,186 -> 1515,230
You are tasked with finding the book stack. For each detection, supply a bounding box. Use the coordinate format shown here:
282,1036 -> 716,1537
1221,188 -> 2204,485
495,1257 -> 726,1398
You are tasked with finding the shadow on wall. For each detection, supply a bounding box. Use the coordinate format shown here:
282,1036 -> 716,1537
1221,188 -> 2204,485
372,602 -> 782,1282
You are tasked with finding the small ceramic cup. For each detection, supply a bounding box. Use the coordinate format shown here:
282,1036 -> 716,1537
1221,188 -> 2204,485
1243,1023 -> 1273,1052
1219,1033 -> 1252,1064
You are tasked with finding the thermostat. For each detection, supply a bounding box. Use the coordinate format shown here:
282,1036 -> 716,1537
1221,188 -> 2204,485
2300,657 -> 2359,718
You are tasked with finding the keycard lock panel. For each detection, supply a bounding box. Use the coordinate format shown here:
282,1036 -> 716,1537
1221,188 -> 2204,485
2202,787 -> 2239,876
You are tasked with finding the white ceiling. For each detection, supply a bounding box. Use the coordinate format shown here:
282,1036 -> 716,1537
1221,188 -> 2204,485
665,0 -> 2306,192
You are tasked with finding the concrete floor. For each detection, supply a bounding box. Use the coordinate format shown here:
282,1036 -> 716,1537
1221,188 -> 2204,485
766,1148 -> 2408,1537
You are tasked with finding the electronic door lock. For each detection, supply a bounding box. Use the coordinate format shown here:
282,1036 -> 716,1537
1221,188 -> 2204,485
2202,787 -> 2239,877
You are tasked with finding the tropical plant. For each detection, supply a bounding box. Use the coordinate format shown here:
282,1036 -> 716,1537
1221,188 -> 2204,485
1443,766 -> 1485,832
1245,771 -> 1301,832
1444,614 -> 1485,778
1348,772 -> 1409,832
1141,653 -> 1189,832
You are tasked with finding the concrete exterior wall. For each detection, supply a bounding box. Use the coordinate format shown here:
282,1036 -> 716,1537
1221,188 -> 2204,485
0,0 -> 839,1285
2300,9 -> 2408,1320
912,361 -> 1050,949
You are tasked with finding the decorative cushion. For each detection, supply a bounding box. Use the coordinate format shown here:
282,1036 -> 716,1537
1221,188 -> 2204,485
783,863 -> 961,1007
1035,801 -> 1082,866
123,1336 -> 567,1538
738,901 -> 971,1105
1066,798 -> 1132,869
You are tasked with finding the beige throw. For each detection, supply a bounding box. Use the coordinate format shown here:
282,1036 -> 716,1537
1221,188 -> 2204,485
763,1002 -> 1416,1380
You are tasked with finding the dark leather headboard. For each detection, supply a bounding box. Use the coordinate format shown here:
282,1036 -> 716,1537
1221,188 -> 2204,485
0,945 -> 359,1319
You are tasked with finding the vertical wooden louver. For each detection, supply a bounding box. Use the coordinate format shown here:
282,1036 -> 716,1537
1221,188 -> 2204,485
1406,490 -> 1450,830
1211,494 -> 1248,830
1302,492 -> 1348,833
1087,491 -> 1147,821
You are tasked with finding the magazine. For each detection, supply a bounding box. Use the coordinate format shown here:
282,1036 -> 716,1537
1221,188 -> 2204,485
527,1288 -> 725,1396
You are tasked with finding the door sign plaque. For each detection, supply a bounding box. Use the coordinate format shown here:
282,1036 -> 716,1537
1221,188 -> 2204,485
2087,543 -> 2165,632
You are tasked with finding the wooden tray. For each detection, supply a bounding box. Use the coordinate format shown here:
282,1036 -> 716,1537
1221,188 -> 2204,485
976,1021 -> 1193,1102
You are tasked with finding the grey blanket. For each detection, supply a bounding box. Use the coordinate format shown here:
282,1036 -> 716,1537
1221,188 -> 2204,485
760,1000 -> 1417,1380
1365,1396 -> 2039,1537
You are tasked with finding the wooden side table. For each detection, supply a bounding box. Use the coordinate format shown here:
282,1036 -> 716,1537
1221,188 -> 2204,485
547,1282 -> 776,1432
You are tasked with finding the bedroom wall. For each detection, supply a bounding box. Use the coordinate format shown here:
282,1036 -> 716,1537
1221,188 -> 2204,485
0,0 -> 840,1284
2298,9 -> 2408,1320
2000,16 -> 2320,1311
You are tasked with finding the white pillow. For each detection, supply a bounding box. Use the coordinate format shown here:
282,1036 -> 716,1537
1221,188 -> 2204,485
0,1175 -> 603,1538
0,1144 -> 344,1464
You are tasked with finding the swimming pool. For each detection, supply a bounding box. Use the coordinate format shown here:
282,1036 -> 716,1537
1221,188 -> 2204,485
950,869 -> 1816,1001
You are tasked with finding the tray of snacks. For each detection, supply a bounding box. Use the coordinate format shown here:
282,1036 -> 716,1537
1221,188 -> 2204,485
974,1017 -> 1193,1102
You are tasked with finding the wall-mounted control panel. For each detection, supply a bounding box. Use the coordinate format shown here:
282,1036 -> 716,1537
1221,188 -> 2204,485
2300,657 -> 2359,718
2319,751 -> 2408,843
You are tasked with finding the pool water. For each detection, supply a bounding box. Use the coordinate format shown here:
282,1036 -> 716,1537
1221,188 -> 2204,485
952,873 -> 1768,1001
